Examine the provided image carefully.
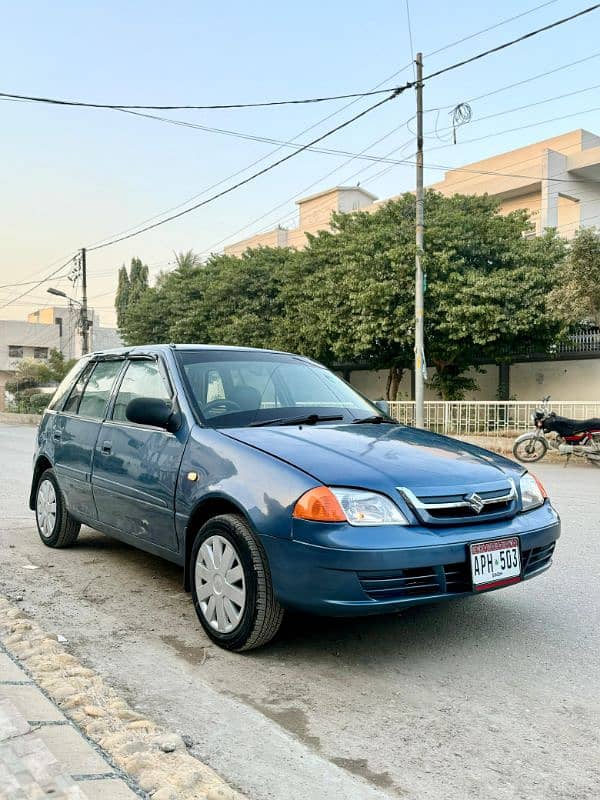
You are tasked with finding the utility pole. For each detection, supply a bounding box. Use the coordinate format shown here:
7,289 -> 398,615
414,52 -> 425,428
80,248 -> 90,355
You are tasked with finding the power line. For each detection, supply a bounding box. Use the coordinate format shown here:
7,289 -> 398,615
448,49 -> 600,108
0,2 -> 562,115
430,80 -> 600,136
0,85 -> 402,111
4,4 -> 597,291
425,104 -> 600,154
201,121 -> 416,254
405,0 -> 416,81
84,67 -> 413,251
87,88 -> 406,252
423,4 -> 600,82
424,0 -> 560,58
0,256 -> 76,310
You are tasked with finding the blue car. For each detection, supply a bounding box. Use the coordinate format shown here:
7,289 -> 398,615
30,345 -> 560,651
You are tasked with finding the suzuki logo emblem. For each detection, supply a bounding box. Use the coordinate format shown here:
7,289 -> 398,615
465,492 -> 485,514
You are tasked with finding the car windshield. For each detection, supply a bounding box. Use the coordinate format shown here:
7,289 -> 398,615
176,350 -> 381,428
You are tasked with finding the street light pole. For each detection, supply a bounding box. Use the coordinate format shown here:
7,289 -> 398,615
80,248 -> 90,355
414,52 -> 425,428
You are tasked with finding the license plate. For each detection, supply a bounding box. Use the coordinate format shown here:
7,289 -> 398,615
470,537 -> 521,591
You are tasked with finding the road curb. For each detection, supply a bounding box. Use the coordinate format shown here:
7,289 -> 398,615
0,596 -> 245,800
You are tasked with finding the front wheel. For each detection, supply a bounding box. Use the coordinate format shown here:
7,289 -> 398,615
190,514 -> 284,651
513,435 -> 548,463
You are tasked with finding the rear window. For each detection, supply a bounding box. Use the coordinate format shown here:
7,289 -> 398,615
47,358 -> 91,411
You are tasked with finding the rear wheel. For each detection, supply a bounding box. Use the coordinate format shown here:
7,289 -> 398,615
35,469 -> 81,548
513,436 -> 548,463
190,514 -> 284,651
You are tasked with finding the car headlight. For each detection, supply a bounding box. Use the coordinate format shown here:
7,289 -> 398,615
520,473 -> 547,512
293,486 -> 409,526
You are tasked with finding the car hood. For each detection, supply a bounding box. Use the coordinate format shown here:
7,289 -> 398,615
222,423 -> 521,494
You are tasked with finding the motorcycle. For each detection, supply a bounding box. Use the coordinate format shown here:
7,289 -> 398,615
513,396 -> 600,466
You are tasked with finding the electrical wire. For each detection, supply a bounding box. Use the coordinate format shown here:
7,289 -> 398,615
83,66 -> 414,250
426,104 -> 600,154
449,49 -> 600,108
201,122 -> 416,253
428,81 -> 600,138
0,256 -> 76,310
424,0 -> 561,59
423,4 -> 600,82
405,0 -> 416,81
4,4 -> 598,299
86,88 -> 406,252
0,86 -> 401,111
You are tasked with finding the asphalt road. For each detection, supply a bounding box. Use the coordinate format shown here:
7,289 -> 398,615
1,423 -> 599,800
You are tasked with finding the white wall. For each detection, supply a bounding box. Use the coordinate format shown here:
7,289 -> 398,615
510,359 -> 600,400
347,360 -> 600,401
347,365 -> 500,400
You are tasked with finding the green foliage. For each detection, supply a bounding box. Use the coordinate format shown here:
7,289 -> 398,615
115,266 -> 130,330
114,257 -> 149,334
5,350 -> 76,413
116,191 -> 567,401
548,226 -> 600,326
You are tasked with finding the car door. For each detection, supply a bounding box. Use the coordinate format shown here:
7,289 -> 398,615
91,356 -> 186,552
52,358 -> 125,521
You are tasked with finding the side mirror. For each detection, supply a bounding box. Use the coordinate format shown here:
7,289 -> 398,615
126,397 -> 180,431
374,399 -> 390,416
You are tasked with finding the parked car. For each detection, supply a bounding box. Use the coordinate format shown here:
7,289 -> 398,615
30,345 -> 560,651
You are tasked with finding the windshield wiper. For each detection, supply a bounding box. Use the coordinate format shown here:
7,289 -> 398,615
249,413 -> 344,427
351,415 -> 396,424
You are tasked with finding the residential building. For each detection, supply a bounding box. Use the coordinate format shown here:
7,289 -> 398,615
224,129 -> 600,401
0,306 -> 121,411
225,186 -> 378,256
225,129 -> 600,255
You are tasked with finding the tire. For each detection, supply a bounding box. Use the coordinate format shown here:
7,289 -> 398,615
513,435 -> 548,463
190,514 -> 284,652
35,469 -> 81,548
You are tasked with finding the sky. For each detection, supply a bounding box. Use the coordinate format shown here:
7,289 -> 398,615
1,0 -> 599,327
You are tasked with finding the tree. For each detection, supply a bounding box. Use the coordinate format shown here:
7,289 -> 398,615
115,266 -> 130,330
5,350 -> 76,413
114,257 -> 149,334
421,193 -> 567,397
274,200 -> 415,398
548,227 -> 600,326
277,191 -> 565,399
114,192 -> 566,401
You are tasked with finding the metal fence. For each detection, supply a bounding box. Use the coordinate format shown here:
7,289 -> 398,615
387,401 -> 600,436
553,330 -> 600,354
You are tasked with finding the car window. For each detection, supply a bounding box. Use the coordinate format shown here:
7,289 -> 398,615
77,361 -> 124,420
48,358 -> 91,411
112,360 -> 171,422
178,351 -> 377,427
62,362 -> 96,414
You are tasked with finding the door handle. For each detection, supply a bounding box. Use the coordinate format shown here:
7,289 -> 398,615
52,431 -> 62,442
101,441 -> 112,455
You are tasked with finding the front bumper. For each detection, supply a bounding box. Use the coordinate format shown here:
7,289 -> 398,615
261,502 -> 560,616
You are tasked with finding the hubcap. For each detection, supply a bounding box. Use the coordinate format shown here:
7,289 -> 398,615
195,535 -> 246,633
36,479 -> 57,539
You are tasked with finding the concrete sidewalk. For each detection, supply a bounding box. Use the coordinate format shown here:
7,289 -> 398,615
0,648 -> 141,800
0,597 -> 242,800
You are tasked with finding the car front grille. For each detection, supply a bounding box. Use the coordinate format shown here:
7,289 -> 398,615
358,562 -> 471,600
358,542 -> 555,601
398,483 -> 517,525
